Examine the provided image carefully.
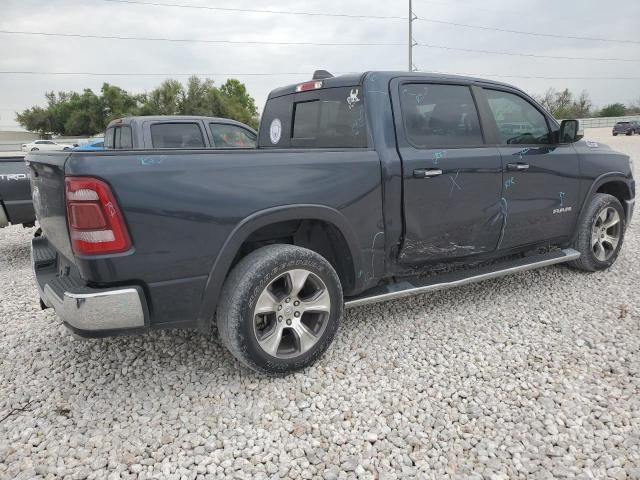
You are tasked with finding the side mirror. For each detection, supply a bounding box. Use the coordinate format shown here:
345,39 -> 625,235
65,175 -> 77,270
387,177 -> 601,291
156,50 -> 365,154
559,119 -> 583,143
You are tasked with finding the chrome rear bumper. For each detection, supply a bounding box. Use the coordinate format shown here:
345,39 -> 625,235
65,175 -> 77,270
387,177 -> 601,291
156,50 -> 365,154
32,236 -> 147,334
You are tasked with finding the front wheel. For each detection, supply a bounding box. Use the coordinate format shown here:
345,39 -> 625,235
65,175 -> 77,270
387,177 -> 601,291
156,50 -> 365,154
30,147 -> 39,151
216,244 -> 343,375
569,193 -> 626,272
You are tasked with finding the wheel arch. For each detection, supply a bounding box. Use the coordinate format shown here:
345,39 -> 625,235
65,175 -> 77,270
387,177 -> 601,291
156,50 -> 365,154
573,174 -> 633,241
197,204 -> 364,326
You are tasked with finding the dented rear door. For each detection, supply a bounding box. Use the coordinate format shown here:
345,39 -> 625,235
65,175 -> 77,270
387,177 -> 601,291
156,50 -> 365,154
391,79 -> 503,263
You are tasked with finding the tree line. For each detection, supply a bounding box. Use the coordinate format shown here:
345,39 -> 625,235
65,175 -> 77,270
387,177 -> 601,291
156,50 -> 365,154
533,88 -> 640,119
15,77 -> 259,136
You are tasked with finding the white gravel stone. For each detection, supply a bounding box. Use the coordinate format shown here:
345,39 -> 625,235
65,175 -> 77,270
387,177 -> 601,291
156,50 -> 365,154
1,131 -> 639,479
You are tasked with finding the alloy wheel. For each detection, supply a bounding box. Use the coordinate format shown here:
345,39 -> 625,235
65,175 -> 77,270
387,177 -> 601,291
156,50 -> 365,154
591,207 -> 622,261
252,269 -> 331,359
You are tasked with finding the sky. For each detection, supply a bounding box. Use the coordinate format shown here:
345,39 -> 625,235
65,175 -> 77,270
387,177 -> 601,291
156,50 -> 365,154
0,0 -> 639,130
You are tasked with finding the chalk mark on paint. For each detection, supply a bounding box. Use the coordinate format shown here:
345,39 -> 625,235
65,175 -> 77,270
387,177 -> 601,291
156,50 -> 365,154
448,170 -> 462,197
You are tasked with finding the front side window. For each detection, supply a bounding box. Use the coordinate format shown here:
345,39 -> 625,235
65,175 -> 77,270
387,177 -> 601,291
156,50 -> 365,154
485,89 -> 551,145
399,83 -> 483,147
209,124 -> 256,148
151,123 -> 205,148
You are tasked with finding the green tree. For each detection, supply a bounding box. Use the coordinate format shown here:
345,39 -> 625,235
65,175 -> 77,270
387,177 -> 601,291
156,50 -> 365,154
15,106 -> 51,136
599,103 -> 626,117
16,77 -> 260,135
534,88 -> 592,119
101,83 -> 142,121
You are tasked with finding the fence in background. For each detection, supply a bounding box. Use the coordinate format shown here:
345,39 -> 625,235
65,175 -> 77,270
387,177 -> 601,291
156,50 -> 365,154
577,116 -> 640,129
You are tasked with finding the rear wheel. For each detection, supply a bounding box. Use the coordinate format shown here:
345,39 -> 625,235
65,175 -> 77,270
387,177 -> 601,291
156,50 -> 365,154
216,244 -> 343,375
30,147 -> 39,151
569,193 -> 626,272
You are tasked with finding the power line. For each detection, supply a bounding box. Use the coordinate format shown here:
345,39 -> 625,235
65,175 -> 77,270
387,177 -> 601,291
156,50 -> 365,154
430,69 -> 640,80
0,30 -> 404,46
0,70 -> 638,81
101,0 -> 406,20
417,43 -> 640,63
0,71 -> 338,77
416,18 -> 640,45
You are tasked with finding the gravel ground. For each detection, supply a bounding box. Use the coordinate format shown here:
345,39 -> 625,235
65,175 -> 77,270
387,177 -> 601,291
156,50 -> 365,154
1,131 -> 639,480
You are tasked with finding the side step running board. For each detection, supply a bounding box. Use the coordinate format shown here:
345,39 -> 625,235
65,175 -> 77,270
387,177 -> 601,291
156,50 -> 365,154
345,248 -> 580,309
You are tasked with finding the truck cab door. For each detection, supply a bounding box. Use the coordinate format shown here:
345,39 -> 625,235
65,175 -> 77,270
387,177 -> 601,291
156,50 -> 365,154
478,87 -> 581,250
391,80 -> 504,263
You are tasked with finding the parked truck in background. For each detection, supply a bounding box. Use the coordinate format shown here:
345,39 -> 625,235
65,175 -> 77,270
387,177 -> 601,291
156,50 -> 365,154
0,155 -> 35,228
27,71 -> 635,374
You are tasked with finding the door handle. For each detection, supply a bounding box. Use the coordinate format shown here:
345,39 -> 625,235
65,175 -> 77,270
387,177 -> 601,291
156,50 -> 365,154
506,163 -> 529,171
413,168 -> 443,178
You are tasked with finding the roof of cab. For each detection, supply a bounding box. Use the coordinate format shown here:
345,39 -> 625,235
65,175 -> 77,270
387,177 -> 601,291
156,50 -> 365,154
106,115 -> 256,132
267,71 -> 525,99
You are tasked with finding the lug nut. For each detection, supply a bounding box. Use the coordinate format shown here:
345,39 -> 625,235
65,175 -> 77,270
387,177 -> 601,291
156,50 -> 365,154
278,305 -> 282,311
293,300 -> 300,306
286,319 -> 292,325
294,311 -> 300,318
285,298 -> 291,303
278,316 -> 283,322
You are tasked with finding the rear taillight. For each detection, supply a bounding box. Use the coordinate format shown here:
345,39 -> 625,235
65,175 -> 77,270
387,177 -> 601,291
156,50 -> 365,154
65,177 -> 132,255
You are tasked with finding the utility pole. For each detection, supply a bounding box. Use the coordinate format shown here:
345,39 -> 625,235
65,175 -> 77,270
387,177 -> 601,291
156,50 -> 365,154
408,0 -> 417,71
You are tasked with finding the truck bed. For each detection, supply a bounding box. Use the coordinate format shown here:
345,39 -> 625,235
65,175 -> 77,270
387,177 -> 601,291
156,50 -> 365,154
27,148 -> 384,327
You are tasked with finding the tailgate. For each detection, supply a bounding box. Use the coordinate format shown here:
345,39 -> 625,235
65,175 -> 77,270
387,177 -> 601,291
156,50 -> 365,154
26,152 -> 75,261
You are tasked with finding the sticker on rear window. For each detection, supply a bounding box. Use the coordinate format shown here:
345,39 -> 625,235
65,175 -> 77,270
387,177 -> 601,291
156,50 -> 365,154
347,89 -> 360,110
270,118 -> 282,145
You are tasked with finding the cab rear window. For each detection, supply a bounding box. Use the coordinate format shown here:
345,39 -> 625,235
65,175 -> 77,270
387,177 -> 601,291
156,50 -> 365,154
259,87 -> 367,149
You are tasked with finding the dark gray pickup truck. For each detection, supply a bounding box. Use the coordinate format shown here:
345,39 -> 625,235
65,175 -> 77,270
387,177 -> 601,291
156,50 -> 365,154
28,71 -> 635,374
0,155 -> 35,228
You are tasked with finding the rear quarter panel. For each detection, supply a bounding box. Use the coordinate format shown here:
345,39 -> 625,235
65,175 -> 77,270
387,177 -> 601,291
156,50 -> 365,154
65,149 -> 383,325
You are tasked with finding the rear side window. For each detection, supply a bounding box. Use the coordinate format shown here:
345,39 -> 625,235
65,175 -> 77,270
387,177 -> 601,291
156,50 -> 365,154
291,88 -> 367,148
104,128 -> 114,149
114,126 -> 133,149
209,123 -> 257,148
259,86 -> 367,149
105,125 -> 132,149
151,123 -> 205,148
399,84 -> 483,147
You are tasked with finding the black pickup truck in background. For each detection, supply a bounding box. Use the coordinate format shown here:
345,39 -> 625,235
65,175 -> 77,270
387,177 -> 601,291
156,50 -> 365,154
0,155 -> 35,228
28,71 -> 635,375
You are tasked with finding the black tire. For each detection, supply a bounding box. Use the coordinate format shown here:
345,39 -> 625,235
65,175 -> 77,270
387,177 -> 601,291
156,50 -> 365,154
63,147 -> 71,151
216,244 -> 343,375
613,133 -> 617,136
569,193 -> 626,272
30,147 -> 39,151
626,131 -> 633,136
